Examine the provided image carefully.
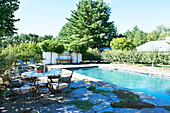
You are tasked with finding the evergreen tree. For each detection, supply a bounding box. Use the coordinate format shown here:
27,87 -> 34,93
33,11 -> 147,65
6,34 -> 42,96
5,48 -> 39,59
60,0 -> 117,48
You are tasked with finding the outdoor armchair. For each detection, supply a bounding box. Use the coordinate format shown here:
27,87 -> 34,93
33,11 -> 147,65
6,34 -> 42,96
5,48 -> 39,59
10,78 -> 39,100
47,70 -> 73,93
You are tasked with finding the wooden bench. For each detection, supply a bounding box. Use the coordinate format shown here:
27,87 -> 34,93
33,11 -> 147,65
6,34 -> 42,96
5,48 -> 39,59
56,59 -> 72,64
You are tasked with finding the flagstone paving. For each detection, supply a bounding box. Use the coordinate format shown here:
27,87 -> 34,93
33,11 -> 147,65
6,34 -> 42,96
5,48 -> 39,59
1,64 -> 170,113
1,79 -> 170,113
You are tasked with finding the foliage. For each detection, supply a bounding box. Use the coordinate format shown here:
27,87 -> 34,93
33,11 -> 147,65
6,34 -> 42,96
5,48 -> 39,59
101,50 -> 170,66
57,22 -> 73,44
68,100 -> 98,111
50,41 -> 65,54
40,40 -> 65,53
110,37 -> 134,50
124,25 -> 170,49
133,30 -> 147,47
1,34 -> 54,47
67,40 -> 87,54
0,42 -> 42,73
0,0 -> 20,37
0,45 -> 17,74
83,48 -> 102,60
39,40 -> 52,52
14,42 -> 42,62
37,65 -> 44,70
59,0 -> 117,48
146,30 -> 159,42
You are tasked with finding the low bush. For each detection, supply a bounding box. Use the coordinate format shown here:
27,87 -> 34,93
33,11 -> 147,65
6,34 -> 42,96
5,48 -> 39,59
83,48 -> 102,60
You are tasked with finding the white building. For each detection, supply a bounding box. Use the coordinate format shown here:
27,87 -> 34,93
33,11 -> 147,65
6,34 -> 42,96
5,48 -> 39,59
136,37 -> 170,51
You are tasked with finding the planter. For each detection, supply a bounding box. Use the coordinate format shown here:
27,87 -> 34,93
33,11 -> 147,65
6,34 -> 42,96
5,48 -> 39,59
37,69 -> 43,73
45,68 -> 48,72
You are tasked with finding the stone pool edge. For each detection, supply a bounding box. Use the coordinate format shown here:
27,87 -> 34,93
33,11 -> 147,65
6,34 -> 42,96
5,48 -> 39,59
65,66 -> 170,107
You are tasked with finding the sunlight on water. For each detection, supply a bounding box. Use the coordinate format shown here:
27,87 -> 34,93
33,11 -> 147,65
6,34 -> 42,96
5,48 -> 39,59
74,68 -> 170,101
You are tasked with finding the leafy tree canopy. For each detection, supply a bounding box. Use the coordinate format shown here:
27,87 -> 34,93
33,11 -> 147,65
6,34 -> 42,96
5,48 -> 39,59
67,40 -> 88,54
0,0 -> 20,37
40,40 -> 65,54
110,37 -> 134,50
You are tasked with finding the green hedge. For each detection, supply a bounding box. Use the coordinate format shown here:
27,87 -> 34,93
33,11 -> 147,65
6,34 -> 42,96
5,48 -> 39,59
83,48 -> 102,60
101,50 -> 170,66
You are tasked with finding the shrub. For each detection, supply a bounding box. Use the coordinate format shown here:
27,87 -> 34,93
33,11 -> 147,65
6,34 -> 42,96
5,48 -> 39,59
83,48 -> 102,60
101,50 -> 170,66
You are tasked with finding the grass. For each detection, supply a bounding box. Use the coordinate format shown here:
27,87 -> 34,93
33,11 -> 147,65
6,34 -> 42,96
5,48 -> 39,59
68,100 -> 98,111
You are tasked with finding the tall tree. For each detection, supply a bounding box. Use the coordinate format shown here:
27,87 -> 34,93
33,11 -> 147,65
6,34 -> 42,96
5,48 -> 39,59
62,0 -> 117,48
146,30 -> 159,42
0,0 -> 20,37
125,26 -> 147,47
133,30 -> 147,47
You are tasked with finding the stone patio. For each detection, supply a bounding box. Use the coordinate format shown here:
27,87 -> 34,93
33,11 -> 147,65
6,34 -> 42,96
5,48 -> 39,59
1,79 -> 170,113
1,64 -> 170,113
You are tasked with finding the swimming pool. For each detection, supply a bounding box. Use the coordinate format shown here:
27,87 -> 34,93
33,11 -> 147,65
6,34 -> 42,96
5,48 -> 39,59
74,67 -> 170,101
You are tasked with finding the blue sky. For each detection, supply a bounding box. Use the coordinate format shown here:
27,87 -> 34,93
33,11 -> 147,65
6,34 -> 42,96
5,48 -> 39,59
14,0 -> 170,37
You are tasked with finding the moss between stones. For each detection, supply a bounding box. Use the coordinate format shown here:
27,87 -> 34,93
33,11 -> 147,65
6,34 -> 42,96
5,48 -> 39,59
92,89 -> 111,95
68,100 -> 98,111
22,108 -> 33,113
111,89 -> 156,109
71,86 -> 86,90
112,89 -> 139,99
163,106 -> 170,111
87,86 -> 96,91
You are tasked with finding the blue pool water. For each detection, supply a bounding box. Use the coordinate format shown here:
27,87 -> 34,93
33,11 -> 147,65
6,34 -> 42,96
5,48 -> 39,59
74,68 -> 170,101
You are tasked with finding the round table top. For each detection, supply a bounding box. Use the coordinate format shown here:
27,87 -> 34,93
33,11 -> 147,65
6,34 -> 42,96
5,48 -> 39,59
22,70 -> 61,78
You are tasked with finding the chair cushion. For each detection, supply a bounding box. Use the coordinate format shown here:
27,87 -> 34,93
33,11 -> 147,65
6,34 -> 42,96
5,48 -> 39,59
11,79 -> 23,87
49,83 -> 68,90
59,77 -> 70,83
12,86 -> 30,94
37,77 -> 48,83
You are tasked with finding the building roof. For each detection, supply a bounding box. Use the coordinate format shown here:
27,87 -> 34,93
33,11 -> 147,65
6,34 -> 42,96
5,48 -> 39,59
136,40 -> 170,51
